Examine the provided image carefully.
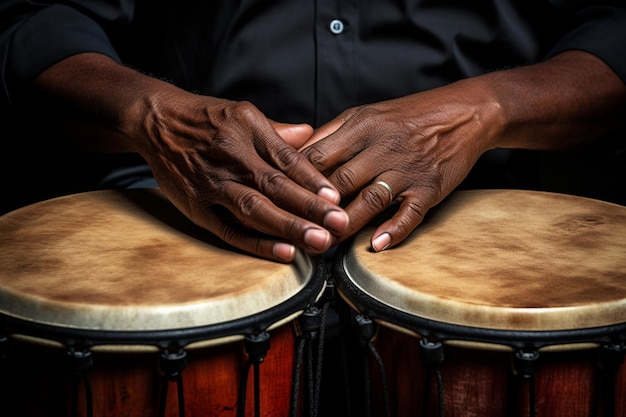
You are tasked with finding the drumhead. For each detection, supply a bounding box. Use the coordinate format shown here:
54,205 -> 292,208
0,189 -> 324,345
338,190 -> 626,334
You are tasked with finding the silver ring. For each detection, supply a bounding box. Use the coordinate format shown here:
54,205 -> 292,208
373,180 -> 394,200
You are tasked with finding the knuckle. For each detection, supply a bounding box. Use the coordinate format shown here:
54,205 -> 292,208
272,145 -> 301,168
398,204 -> 426,234
281,217 -> 302,241
301,147 -> 327,170
225,100 -> 258,122
331,167 -> 358,195
217,221 -> 241,245
235,188 -> 267,220
258,169 -> 289,195
361,187 -> 390,209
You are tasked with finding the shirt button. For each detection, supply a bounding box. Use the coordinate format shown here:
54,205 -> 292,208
329,19 -> 345,35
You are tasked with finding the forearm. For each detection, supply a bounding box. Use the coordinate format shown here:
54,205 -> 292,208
31,52 -> 184,154
475,50 -> 626,151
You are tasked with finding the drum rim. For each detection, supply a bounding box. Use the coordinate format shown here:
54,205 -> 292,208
333,240 -> 626,350
0,254 -> 327,350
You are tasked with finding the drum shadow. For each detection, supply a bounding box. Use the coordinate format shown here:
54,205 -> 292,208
115,188 -> 255,257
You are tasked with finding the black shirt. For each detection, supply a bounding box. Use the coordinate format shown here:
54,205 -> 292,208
1,0 -> 626,125
1,0 -> 625,212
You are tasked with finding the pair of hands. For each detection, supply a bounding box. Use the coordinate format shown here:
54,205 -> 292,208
38,52 -> 621,263
139,81 -> 495,263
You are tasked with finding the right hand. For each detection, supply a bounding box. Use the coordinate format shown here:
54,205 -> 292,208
137,93 -> 349,262
34,53 -> 349,262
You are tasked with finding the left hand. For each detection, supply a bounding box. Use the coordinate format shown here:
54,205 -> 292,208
300,79 -> 503,251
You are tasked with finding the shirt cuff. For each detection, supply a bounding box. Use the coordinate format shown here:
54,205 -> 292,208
5,5 -> 121,104
547,6 -> 626,84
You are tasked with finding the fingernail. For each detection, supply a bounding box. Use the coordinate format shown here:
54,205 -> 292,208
273,243 -> 296,262
304,228 -> 331,251
324,210 -> 349,233
371,233 -> 391,252
318,187 -> 340,204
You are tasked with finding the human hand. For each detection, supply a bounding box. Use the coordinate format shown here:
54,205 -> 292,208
133,91 -> 349,262
300,80 -> 502,251
32,53 -> 349,263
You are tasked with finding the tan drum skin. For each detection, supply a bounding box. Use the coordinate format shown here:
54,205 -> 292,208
0,188 -> 315,333
344,189 -> 626,332
338,189 -> 626,417
0,188 -> 322,417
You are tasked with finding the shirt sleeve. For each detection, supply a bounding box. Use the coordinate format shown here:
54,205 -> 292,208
547,2 -> 626,83
0,2 -> 131,107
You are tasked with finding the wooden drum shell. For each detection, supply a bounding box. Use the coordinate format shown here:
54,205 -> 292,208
0,189 -> 326,417
335,189 -> 626,417
2,325 -> 297,417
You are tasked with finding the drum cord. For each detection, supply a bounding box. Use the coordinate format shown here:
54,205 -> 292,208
507,372 -> 537,417
366,339 -> 391,417
157,372 -> 186,417
291,336 -> 307,417
236,361 -> 261,417
355,315 -> 391,417
314,301 -> 329,414
421,366 -> 445,417
290,301 -> 330,417
420,339 -> 445,417
70,372 -> 93,417
355,320 -> 447,417
237,331 -> 270,417
158,348 -> 188,417
68,349 -> 94,417
510,349 -> 539,417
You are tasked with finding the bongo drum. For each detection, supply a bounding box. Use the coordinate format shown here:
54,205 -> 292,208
0,189 -> 328,417
334,189 -> 626,417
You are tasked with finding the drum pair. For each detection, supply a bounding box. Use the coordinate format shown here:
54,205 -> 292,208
1,188 -> 625,417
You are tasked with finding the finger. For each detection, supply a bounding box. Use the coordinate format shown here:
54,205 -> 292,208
300,116 -> 369,175
370,192 -> 436,252
324,143 -> 391,198
256,171 -> 349,234
193,205 -> 299,263
298,117 -> 344,151
257,132 -> 343,206
339,179 -> 397,242
271,121 -> 313,149
220,181 -> 339,254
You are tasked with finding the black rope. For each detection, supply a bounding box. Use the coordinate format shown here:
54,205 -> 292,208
312,301 -> 330,416
355,315 -> 377,417
293,302 -> 330,417
158,348 -> 188,417
158,373 -> 169,417
420,339 -> 445,417
512,349 -> 539,417
238,332 -> 271,417
367,340 -> 391,417
67,349 -> 94,417
434,367 -> 445,417
237,359 -> 253,417
70,373 -> 93,417
306,336 -> 315,417
176,374 -> 186,417
290,337 -> 307,417
254,362 -> 261,417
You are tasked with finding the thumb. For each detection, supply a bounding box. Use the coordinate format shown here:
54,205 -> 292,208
271,122 -> 314,149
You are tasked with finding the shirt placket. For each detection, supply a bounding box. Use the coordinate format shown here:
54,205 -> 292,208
314,0 -> 358,126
